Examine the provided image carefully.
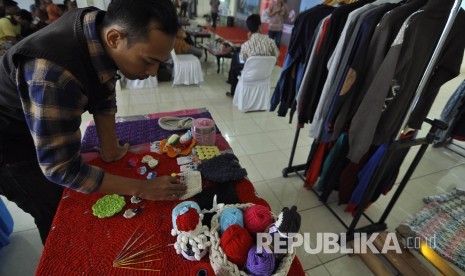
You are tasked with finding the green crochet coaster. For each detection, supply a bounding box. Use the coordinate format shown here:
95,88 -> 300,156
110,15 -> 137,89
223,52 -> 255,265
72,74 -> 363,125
92,194 -> 126,218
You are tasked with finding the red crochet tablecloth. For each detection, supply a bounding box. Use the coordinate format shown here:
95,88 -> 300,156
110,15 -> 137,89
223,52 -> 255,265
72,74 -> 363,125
36,109 -> 305,276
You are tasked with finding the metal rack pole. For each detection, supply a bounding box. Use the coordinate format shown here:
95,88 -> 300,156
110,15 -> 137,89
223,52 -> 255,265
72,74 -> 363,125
395,0 -> 463,140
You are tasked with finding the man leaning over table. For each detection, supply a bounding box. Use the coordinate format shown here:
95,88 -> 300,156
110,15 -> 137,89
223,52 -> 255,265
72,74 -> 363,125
226,14 -> 279,97
0,0 -> 186,244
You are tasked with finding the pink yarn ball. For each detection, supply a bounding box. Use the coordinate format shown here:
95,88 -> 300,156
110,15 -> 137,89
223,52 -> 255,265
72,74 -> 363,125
243,205 -> 273,234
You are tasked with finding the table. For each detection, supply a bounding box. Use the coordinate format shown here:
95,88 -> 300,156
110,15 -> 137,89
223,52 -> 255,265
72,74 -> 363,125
200,42 -> 233,74
37,108 -> 305,275
185,28 -> 211,47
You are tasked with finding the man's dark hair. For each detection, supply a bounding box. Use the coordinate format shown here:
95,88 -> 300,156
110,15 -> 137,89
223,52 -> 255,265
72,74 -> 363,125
4,0 -> 19,7
102,0 -> 179,47
246,14 -> 261,33
16,9 -> 33,22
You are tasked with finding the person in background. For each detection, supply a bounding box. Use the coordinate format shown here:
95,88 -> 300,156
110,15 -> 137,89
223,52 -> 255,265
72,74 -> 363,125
46,2 -> 62,23
187,0 -> 194,19
174,27 -> 202,59
0,0 -> 21,44
210,0 -> 219,30
30,4 -> 48,30
57,4 -> 68,14
3,0 -> 20,16
226,14 -> 278,97
266,0 -> 288,48
180,0 -> 188,17
15,9 -> 35,37
64,0 -> 77,11
0,0 -> 186,244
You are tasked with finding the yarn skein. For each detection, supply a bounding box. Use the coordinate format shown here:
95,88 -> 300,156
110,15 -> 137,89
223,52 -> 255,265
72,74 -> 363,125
243,205 -> 274,234
220,207 -> 244,234
220,224 -> 253,268
245,246 -> 276,276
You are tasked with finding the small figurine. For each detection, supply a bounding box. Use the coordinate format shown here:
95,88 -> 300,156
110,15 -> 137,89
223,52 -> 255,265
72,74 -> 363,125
167,134 -> 180,146
137,166 -> 147,175
130,196 -> 142,204
123,206 -> 143,219
179,130 -> 193,145
171,201 -> 211,261
128,157 -> 139,167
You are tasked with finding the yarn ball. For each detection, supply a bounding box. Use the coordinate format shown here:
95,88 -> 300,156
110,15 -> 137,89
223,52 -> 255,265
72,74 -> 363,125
220,224 -> 253,268
243,205 -> 273,234
245,246 -> 276,276
220,207 -> 244,234
176,208 -> 200,232
190,262 -> 215,276
172,201 -> 202,230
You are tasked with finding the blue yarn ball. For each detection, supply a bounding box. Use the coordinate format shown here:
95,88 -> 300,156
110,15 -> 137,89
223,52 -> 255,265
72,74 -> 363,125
220,207 -> 244,234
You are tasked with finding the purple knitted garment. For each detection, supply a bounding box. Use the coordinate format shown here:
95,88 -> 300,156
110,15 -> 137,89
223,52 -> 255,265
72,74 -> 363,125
81,112 -> 219,152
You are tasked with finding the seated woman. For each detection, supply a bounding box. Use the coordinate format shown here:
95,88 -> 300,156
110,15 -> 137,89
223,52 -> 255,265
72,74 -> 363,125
174,28 -> 203,59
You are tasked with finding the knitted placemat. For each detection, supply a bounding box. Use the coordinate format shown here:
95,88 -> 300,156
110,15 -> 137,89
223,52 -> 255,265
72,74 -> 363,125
81,111 -> 220,152
400,188 -> 465,270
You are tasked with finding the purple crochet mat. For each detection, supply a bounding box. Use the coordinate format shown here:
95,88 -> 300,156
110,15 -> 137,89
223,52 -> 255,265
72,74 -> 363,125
81,111 -> 219,152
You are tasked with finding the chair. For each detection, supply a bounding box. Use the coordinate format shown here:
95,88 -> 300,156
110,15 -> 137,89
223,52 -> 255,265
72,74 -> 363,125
233,56 -> 276,112
171,50 -> 204,86
122,76 -> 158,89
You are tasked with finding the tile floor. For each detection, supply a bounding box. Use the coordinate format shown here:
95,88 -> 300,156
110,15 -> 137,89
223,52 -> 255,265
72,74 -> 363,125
1,39 -> 465,275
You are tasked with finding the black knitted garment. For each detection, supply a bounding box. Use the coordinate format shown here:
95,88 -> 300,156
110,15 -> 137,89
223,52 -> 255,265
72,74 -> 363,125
198,153 -> 247,183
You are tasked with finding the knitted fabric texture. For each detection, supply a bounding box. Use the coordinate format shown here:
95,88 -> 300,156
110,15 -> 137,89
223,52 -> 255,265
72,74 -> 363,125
178,171 -> 203,200
401,188 -> 465,270
198,153 -> 247,183
176,208 -> 200,232
159,116 -> 195,130
172,201 -> 202,231
243,205 -> 274,234
190,262 -> 215,276
276,206 -> 301,233
81,112 -> 219,152
220,224 -> 254,269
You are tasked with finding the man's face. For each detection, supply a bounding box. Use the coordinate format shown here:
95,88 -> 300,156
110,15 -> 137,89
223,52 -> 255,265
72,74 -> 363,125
112,25 -> 175,80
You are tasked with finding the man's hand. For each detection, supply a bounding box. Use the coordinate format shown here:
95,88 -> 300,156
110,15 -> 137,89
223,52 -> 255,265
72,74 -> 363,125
138,176 -> 187,201
95,140 -> 129,163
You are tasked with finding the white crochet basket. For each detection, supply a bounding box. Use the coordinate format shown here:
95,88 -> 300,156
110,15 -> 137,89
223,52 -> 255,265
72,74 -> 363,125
209,203 -> 296,276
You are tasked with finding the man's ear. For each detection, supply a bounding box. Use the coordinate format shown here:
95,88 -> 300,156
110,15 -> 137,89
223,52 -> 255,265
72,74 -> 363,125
105,28 -> 125,49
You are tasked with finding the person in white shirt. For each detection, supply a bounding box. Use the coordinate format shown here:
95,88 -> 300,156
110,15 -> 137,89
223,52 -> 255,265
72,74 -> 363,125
226,14 -> 279,97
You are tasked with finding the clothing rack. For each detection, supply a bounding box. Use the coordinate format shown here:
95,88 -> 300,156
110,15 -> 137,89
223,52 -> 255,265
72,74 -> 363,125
282,0 -> 463,240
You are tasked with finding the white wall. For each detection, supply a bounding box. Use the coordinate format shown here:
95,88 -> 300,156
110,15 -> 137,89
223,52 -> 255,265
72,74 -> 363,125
16,0 -> 34,11
76,0 -> 111,10
198,0 -> 237,17
197,0 -> 210,17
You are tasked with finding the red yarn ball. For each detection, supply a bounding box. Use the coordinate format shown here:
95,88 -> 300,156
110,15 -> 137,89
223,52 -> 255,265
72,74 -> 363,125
243,205 -> 273,234
176,208 -> 200,232
220,224 -> 253,268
